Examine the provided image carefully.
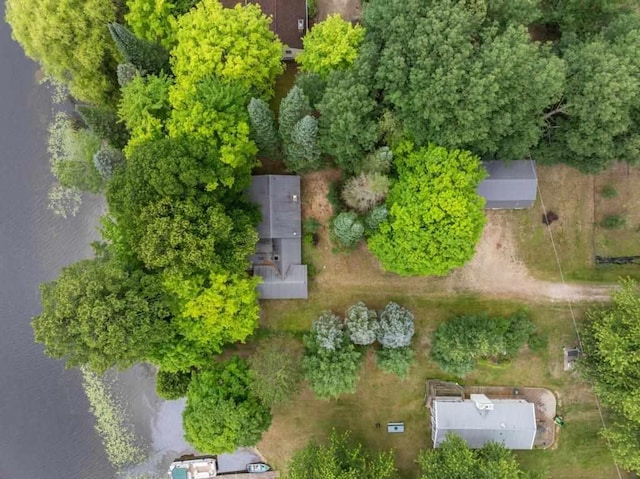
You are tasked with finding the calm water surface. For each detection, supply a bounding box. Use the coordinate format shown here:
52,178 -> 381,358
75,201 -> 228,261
0,16 -> 114,479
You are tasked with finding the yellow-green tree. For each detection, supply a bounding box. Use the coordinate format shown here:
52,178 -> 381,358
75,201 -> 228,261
296,13 -> 365,78
171,0 -> 284,97
368,142 -> 486,276
125,0 -> 179,49
6,0 -> 118,104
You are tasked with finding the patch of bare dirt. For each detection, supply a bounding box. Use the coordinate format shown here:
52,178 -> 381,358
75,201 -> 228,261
299,171 -> 614,303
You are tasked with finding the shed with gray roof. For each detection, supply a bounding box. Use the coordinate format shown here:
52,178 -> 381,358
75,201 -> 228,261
431,395 -> 536,450
477,160 -> 538,209
247,175 -> 308,299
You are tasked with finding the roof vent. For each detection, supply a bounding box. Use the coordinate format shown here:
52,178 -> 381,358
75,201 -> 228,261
292,194 -> 299,202
470,394 -> 494,411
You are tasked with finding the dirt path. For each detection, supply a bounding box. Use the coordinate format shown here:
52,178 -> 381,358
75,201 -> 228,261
301,171 -> 615,303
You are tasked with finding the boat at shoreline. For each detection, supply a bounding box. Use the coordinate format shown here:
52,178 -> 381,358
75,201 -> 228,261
246,463 -> 271,473
168,455 -> 218,479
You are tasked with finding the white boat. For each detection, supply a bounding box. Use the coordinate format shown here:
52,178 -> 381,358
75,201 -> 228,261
168,455 -> 218,479
246,462 -> 271,473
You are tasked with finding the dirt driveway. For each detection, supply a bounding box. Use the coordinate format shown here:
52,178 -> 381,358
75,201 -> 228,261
301,170 -> 614,303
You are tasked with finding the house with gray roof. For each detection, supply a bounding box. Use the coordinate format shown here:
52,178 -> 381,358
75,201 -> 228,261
477,159 -> 538,209
431,394 -> 536,449
247,175 -> 308,299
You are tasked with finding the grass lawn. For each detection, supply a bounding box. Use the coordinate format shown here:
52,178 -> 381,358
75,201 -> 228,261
515,163 -> 640,282
257,294 -> 619,478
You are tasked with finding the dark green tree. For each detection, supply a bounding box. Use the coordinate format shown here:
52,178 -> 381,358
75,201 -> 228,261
183,357 -> 272,453
156,369 -> 192,400
32,256 -> 175,373
288,430 -> 398,479
248,98 -> 279,158
284,115 -> 323,173
278,86 -> 312,144
376,347 -> 415,379
77,105 -> 129,150
108,23 -> 170,75
295,72 -> 327,110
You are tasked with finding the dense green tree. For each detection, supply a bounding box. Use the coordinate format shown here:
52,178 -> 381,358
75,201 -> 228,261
331,212 -> 365,249
32,256 -> 175,373
288,430 -> 398,479
376,347 -> 415,379
430,311 -> 534,377
418,434 -> 532,479
542,0 -> 633,39
77,105 -> 129,150
368,143 -> 486,276
109,23 -> 171,76
118,74 -> 173,153
581,279 -> 640,471
285,115 -> 323,173
361,0 -> 565,160
125,0 -> 180,49
538,30 -> 640,172
168,78 -> 258,185
248,98 -> 279,158
302,333 -> 362,399
156,369 -> 192,400
296,14 -> 365,78
344,302 -> 378,345
183,357 -> 272,453
318,67 -> 380,173
6,0 -> 118,104
376,302 -> 415,349
278,86 -> 312,144
295,72 -> 327,110
171,0 -> 284,97
247,336 -> 304,407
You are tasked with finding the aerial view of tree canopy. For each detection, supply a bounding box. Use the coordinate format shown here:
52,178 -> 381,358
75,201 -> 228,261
288,430 -> 397,479
5,0 -> 119,104
296,13 -> 365,78
368,142 -> 486,276
125,0 -> 196,49
32,256 -> 175,373
581,279 -> 640,471
183,357 -> 271,453
358,0 -> 565,160
418,434 -> 533,479
171,0 -> 284,97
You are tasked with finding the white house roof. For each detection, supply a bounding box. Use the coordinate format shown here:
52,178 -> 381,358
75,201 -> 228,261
432,398 -> 536,450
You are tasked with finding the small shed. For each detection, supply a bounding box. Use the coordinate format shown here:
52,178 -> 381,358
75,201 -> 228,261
247,175 -> 308,299
431,395 -> 536,450
477,160 -> 538,209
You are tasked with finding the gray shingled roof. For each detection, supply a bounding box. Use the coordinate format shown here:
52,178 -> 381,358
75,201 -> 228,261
432,399 -> 536,450
247,175 -> 308,300
477,160 -> 537,209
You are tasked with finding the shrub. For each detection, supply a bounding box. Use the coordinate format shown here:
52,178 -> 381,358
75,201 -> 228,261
311,311 -> 344,351
341,172 -> 390,213
430,311 -> 535,376
601,214 -> 626,229
156,369 -> 192,400
527,333 -> 548,353
295,72 -> 326,109
93,145 -> 125,180
601,184 -> 619,198
248,336 -> 303,407
377,302 -> 415,349
117,63 -> 139,87
376,347 -> 415,379
77,105 -> 129,149
302,334 -> 363,399
365,205 -> 388,233
344,302 -> 378,345
359,146 -> 393,175
331,211 -> 364,248
327,179 -> 346,214
248,97 -> 279,158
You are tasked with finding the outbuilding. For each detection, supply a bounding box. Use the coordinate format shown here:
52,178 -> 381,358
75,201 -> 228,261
477,159 -> 538,209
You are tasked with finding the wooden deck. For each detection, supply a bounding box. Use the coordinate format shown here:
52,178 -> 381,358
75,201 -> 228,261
219,472 -> 280,478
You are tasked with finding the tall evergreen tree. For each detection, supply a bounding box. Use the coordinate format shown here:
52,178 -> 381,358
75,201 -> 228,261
108,23 -> 170,76
247,98 -> 279,158
278,86 -> 312,144
284,115 -> 322,173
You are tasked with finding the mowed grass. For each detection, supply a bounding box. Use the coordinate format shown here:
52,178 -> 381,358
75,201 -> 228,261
257,294 -> 618,479
515,163 -> 640,282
